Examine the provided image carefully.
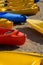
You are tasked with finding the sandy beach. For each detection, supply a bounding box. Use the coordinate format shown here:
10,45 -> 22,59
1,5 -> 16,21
14,0 -> 43,54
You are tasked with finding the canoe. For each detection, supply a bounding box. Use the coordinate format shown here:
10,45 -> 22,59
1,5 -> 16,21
4,0 -> 39,3
5,0 -> 34,4
0,18 -> 13,29
6,3 -> 39,15
0,27 -> 26,46
27,19 -> 43,34
0,0 -> 34,7
6,1 -> 34,7
0,12 -> 27,23
0,3 -> 39,15
0,51 -> 42,65
34,0 -> 39,2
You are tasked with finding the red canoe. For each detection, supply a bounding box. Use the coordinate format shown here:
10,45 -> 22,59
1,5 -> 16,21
0,28 -> 26,46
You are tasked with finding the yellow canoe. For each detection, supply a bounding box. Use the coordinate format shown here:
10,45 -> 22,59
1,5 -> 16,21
4,0 -> 38,15
0,18 -> 13,29
0,2 -> 39,15
5,0 -> 34,4
5,3 -> 39,15
0,0 -> 34,6
27,19 -> 43,34
0,51 -> 43,65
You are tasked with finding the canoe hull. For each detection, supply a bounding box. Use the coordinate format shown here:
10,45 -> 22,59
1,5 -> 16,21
0,18 -> 13,29
27,19 -> 43,34
0,51 -> 42,65
0,28 -> 26,46
0,12 -> 26,23
0,3 -> 39,15
6,4 -> 39,15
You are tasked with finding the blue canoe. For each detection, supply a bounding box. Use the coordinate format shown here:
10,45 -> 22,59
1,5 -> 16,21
34,0 -> 39,2
0,12 -> 28,23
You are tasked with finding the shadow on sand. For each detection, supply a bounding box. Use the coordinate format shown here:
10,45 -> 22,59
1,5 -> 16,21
0,45 -> 19,51
16,27 -> 43,45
